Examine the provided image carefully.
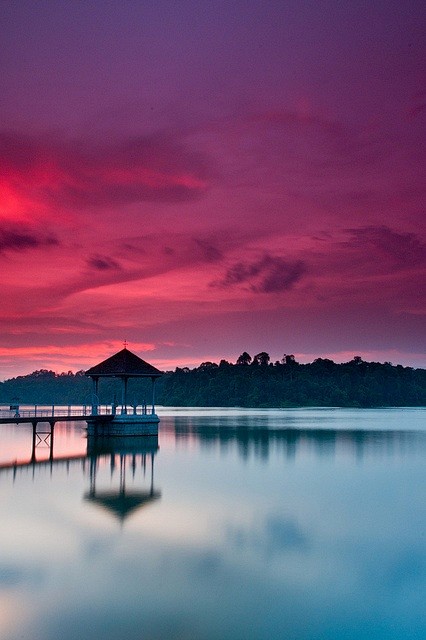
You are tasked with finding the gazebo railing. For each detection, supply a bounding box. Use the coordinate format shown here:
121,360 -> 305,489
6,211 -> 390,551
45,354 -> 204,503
113,403 -> 156,416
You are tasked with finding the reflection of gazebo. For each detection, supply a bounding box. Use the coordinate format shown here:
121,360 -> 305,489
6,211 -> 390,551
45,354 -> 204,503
84,435 -> 160,523
85,347 -> 163,435
85,486 -> 160,522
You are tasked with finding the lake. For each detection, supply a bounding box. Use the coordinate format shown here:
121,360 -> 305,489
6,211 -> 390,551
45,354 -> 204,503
1,407 -> 425,640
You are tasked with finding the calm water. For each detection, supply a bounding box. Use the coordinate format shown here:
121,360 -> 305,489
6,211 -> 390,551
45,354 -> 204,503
1,407 -> 425,640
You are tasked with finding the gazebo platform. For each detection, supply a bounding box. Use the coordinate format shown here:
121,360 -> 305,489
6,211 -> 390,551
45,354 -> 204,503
87,413 -> 160,436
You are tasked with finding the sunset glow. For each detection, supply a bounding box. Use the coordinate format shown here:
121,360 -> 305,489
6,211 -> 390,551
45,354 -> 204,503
0,0 -> 424,378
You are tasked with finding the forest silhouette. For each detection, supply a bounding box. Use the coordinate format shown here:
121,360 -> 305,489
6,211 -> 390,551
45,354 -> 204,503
1,353 -> 425,408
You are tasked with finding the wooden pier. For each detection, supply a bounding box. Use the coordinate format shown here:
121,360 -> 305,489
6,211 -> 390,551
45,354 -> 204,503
0,403 -> 115,428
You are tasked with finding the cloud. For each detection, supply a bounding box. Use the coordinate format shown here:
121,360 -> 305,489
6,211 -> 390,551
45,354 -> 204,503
0,130 -> 210,212
0,223 -> 58,254
146,235 -> 224,266
190,237 -> 223,263
342,226 -> 426,267
86,255 -> 121,271
78,233 -> 224,294
0,231 -> 226,312
212,254 -> 306,293
304,225 -> 426,289
111,233 -> 224,279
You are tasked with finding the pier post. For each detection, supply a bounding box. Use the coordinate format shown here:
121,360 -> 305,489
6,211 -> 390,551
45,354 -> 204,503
31,421 -> 37,463
49,421 -> 55,460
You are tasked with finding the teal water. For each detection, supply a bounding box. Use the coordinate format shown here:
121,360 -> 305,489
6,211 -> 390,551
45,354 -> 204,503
0,408 -> 425,640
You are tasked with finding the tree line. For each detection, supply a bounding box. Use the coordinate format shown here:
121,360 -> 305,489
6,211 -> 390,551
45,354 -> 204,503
0,353 -> 425,408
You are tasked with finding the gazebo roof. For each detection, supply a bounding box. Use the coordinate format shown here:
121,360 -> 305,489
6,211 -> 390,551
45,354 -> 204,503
85,348 -> 163,378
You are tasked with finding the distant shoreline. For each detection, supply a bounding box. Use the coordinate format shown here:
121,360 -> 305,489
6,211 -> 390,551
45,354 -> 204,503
1,357 -> 425,409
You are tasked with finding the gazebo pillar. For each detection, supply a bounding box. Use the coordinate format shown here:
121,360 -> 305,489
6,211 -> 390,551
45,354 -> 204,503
121,376 -> 128,414
92,377 -> 99,415
151,377 -> 156,415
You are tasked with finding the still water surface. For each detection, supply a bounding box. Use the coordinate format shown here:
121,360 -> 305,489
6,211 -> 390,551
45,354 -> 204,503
1,407 -> 425,640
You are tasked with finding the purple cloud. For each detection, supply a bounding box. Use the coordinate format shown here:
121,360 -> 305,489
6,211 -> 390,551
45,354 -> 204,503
343,226 -> 426,266
0,224 -> 58,254
86,255 -> 121,271
212,254 -> 306,293
191,238 -> 223,263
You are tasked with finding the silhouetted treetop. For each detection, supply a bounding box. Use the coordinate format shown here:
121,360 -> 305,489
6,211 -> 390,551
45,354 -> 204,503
253,352 -> 270,366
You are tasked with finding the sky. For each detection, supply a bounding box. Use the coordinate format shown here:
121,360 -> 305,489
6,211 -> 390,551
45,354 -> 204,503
0,0 -> 425,378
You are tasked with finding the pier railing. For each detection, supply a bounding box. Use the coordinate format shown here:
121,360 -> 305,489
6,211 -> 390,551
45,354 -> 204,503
0,404 -> 112,418
0,403 -> 156,420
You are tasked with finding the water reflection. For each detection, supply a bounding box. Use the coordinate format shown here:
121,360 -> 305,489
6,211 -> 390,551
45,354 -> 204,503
85,436 -> 160,523
2,416 -> 424,477
0,432 -> 161,524
163,417 -> 426,462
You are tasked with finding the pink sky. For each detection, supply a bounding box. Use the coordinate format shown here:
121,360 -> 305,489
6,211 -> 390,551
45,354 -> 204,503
0,0 -> 425,378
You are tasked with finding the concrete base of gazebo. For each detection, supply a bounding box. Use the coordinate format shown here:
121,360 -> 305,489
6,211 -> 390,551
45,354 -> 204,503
87,414 -> 159,437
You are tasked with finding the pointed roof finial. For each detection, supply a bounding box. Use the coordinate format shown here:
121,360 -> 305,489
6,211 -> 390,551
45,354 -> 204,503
123,339 -> 128,349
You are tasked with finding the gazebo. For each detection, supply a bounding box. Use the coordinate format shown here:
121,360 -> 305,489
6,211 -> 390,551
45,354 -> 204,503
85,347 -> 163,435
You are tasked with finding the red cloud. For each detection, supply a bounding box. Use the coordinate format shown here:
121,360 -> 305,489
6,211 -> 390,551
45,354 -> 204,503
0,131 -> 210,217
